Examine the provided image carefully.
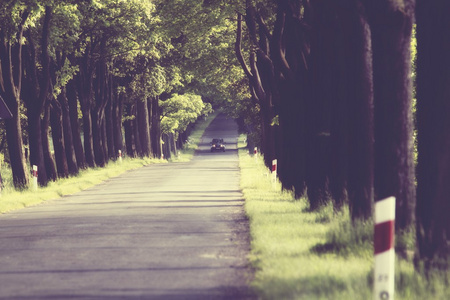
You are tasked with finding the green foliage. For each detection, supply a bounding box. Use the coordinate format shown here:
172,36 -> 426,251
160,93 -> 212,134
153,0 -> 248,107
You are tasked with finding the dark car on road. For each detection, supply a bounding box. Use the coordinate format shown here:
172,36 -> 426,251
211,138 -> 225,152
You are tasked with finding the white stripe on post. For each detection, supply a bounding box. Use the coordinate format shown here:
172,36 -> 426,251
118,150 -> 122,163
32,165 -> 38,191
374,196 -> 396,300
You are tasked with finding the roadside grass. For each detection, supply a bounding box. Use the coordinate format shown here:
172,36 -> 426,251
238,135 -> 449,299
0,113 -> 216,214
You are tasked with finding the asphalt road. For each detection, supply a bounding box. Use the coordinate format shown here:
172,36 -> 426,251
0,114 -> 254,299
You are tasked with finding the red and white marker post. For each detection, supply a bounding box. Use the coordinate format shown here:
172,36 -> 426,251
118,150 -> 122,164
374,196 -> 396,300
32,165 -> 38,191
271,159 -> 277,183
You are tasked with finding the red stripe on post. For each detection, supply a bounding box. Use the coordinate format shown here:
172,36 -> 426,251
374,220 -> 394,255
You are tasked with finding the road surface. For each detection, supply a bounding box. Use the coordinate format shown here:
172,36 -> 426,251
0,114 -> 254,299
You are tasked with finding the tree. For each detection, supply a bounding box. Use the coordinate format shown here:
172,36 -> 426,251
0,5 -> 30,188
415,0 -> 450,272
235,4 -> 277,169
325,0 -> 374,219
363,0 -> 416,232
21,6 -> 51,186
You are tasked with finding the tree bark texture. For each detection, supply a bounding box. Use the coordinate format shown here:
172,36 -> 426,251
328,0 -> 374,219
364,0 -> 416,231
236,6 -> 277,168
50,97 -> 69,178
113,92 -> 124,159
307,0 -> 335,209
124,103 -> 136,158
81,104 -> 95,168
132,104 -> 142,156
41,105 -> 57,181
105,76 -> 115,160
415,0 -> 450,272
22,37 -> 48,186
77,52 -> 95,168
92,55 -> 108,167
150,96 -> 161,158
137,98 -> 151,157
0,11 -> 30,188
58,87 -> 78,175
162,133 -> 171,159
67,78 -> 86,169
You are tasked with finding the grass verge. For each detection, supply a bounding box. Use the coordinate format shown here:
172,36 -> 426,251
238,135 -> 449,299
0,113 -> 217,214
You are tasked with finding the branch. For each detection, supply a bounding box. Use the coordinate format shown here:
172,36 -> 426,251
255,12 -> 272,40
249,84 -> 259,104
14,9 -> 30,98
38,6 -> 52,112
249,50 -> 267,101
235,13 -> 253,80
273,8 -> 294,80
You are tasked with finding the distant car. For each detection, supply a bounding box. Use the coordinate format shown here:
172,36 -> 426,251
211,138 -> 225,152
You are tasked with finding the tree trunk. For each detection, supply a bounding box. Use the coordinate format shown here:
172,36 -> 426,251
113,92 -> 124,159
4,104 -> 29,187
162,133 -> 170,159
92,55 -> 108,167
81,105 -> 95,168
22,39 -> 48,186
42,104 -> 57,181
58,87 -> 78,175
137,98 -> 151,157
124,103 -> 136,157
236,7 -> 277,169
36,5 -> 54,182
169,132 -> 177,157
26,109 -> 48,186
92,109 -> 106,167
272,0 -> 310,199
364,0 -> 416,232
338,0 -> 374,220
0,12 -> 30,188
133,104 -> 142,156
77,52 -> 95,168
415,0 -> 450,272
105,76 -> 115,160
307,0 -> 334,209
50,98 -> 69,178
151,96 -> 162,158
67,79 -> 86,169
